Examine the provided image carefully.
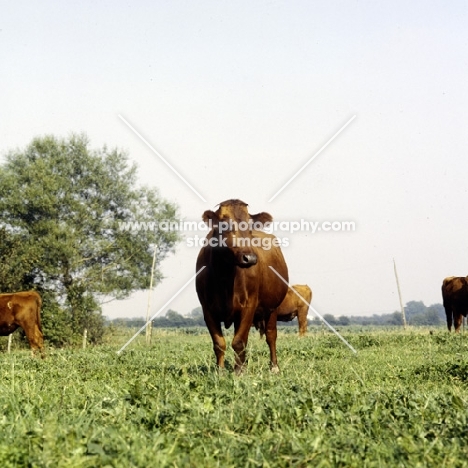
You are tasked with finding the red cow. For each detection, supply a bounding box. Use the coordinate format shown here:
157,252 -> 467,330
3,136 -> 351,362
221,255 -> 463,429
0,290 -> 44,357
255,284 -> 312,338
196,199 -> 289,373
275,284 -> 312,337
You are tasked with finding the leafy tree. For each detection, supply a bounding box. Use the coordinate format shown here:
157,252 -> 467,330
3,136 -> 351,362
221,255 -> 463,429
0,134 -> 181,343
337,315 -> 350,326
426,309 -> 439,326
411,307 -> 441,327
0,227 -> 40,291
323,314 -> 337,325
387,311 -> 404,326
403,301 -> 443,327
428,303 -> 446,322
39,290 -> 74,347
405,301 -> 427,321
165,310 -> 186,327
190,306 -> 203,318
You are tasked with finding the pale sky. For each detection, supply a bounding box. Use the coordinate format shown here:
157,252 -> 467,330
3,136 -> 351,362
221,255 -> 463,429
1,1 -> 467,319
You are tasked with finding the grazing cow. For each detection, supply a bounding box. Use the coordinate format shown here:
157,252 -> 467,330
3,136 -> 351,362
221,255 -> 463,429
442,276 -> 468,333
0,290 -> 44,357
275,284 -> 312,337
196,199 -> 289,374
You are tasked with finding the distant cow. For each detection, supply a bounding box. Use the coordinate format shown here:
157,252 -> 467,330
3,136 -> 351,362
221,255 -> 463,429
442,276 -> 468,333
0,291 -> 44,357
255,284 -> 312,338
196,199 -> 289,374
276,284 -> 312,336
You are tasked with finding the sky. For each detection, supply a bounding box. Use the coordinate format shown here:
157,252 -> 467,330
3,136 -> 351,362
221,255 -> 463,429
1,1 -> 467,320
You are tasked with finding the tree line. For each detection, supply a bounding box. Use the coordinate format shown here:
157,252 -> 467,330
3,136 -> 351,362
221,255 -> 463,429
109,301 -> 447,329
316,301 -> 445,327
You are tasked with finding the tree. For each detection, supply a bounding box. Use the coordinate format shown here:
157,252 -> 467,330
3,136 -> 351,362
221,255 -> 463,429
337,315 -> 350,326
0,227 -> 40,291
404,301 -> 427,321
387,311 -> 403,326
323,314 -> 337,325
190,306 -> 203,318
428,303 -> 446,322
165,309 -> 187,327
0,134 -> 181,343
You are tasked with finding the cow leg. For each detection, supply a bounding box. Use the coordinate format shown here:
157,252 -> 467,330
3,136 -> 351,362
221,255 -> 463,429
35,326 -> 45,359
445,306 -> 453,332
297,305 -> 308,337
22,323 -> 44,358
454,312 -> 463,334
265,310 -> 280,373
36,328 -> 45,359
232,317 -> 252,375
204,314 -> 226,369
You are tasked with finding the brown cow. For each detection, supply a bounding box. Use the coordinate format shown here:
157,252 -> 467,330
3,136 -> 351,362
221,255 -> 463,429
275,284 -> 312,337
196,199 -> 289,374
0,290 -> 44,357
442,276 -> 468,333
256,284 -> 312,337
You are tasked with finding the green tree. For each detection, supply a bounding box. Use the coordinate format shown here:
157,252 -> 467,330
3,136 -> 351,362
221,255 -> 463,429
165,309 -> 187,327
0,227 -> 40,291
337,315 -> 350,326
190,306 -> 203,318
323,314 -> 337,325
428,303 -> 445,322
387,311 -> 404,326
0,134 -> 181,343
405,301 -> 427,321
39,290 -> 74,347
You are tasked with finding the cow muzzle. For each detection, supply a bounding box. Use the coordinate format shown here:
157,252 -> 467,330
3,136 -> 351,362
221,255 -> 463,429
237,253 -> 258,268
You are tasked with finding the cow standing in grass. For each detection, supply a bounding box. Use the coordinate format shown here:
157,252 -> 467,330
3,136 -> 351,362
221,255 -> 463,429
442,276 -> 468,333
274,284 -> 312,337
0,290 -> 44,357
255,284 -> 312,338
196,199 -> 288,374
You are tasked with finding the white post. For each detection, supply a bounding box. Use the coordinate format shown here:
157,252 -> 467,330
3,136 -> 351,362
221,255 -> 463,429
393,258 -> 407,329
146,245 -> 158,345
7,334 -> 12,353
82,329 -> 87,349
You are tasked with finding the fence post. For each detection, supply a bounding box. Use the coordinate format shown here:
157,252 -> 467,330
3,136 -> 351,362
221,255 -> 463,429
7,334 -> 12,354
393,258 -> 407,329
146,246 -> 158,345
82,329 -> 88,349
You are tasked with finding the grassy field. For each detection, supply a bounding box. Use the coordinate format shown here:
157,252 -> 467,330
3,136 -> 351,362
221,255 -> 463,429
1,326 -> 468,467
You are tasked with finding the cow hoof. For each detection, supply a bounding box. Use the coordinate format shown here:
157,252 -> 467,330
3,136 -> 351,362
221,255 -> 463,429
234,366 -> 245,376
270,365 -> 280,374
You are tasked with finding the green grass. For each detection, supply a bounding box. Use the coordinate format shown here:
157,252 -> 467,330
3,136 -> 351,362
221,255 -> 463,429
1,327 -> 468,467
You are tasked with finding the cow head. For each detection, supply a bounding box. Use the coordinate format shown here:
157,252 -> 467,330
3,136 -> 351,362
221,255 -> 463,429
202,199 -> 273,268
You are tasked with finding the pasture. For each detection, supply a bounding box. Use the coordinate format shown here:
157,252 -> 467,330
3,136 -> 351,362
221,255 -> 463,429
1,327 -> 468,467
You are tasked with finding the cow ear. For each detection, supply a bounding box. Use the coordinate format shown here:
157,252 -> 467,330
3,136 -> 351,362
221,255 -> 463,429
251,212 -> 273,225
202,210 -> 218,227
